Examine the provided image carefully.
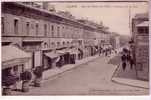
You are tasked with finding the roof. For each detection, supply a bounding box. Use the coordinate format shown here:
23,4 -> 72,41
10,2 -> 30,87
2,45 -> 31,62
136,21 -> 149,27
2,2 -> 97,30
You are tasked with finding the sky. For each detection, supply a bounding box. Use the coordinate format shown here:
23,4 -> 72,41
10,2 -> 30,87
49,1 -> 148,36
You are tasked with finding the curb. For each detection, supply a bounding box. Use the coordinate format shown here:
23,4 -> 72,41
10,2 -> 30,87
111,78 -> 149,89
111,64 -> 149,90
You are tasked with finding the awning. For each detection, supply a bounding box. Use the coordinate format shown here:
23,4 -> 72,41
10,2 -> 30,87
44,52 -> 60,59
2,45 -> 31,69
136,21 -> 149,27
22,39 -> 43,43
66,49 -> 80,55
2,40 -> 12,43
57,50 -> 67,55
78,48 -> 83,53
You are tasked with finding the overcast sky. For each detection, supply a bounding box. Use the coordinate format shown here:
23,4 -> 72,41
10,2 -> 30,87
49,2 -> 148,36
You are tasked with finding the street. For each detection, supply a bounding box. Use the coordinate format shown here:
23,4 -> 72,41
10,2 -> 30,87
14,54 -> 149,95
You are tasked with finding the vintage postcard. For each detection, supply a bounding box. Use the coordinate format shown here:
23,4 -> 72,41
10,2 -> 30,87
1,0 -> 149,96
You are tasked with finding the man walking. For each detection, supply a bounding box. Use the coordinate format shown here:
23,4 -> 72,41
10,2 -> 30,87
99,46 -> 102,56
127,54 -> 134,69
121,53 -> 127,71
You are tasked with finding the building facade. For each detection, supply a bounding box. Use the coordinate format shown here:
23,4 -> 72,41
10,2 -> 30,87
2,2 -> 110,72
131,13 -> 149,81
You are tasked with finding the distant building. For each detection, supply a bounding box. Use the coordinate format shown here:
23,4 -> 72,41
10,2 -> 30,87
110,33 -> 120,50
131,13 -> 149,81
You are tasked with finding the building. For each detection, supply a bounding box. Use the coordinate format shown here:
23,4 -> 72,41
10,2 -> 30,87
78,19 -> 111,56
1,2 -> 111,74
110,33 -> 120,50
131,13 -> 149,81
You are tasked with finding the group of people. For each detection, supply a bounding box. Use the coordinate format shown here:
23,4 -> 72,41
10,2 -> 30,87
121,48 -> 134,71
98,46 -> 114,57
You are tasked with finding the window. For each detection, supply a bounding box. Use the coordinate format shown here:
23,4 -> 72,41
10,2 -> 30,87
44,24 -> 47,36
36,23 -> 39,35
62,27 -> 65,37
1,17 -> 4,34
57,26 -> 60,37
57,42 -> 60,46
26,22 -> 30,35
44,42 -> 48,48
137,27 -> 149,34
62,42 -> 65,46
14,19 -> 19,34
13,65 -> 18,72
51,25 -> 54,37
51,42 -> 54,46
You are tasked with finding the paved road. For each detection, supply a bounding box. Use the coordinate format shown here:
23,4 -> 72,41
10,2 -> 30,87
15,55 -> 149,95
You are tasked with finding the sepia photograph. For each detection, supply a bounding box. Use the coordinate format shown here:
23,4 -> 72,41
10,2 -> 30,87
1,0 -> 149,96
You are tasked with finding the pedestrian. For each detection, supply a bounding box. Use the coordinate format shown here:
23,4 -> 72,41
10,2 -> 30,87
102,49 -> 105,55
105,49 -> 108,56
128,54 -> 134,69
121,53 -> 127,71
115,50 -> 117,54
99,47 -> 102,56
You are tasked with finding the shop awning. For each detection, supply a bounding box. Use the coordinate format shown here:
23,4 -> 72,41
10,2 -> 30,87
136,21 -> 149,27
22,39 -> 43,43
44,52 -> 60,59
57,50 -> 67,55
78,48 -> 83,53
2,45 -> 31,69
66,49 -> 80,55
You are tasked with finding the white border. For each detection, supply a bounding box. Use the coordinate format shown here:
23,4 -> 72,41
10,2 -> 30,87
0,0 -> 150,100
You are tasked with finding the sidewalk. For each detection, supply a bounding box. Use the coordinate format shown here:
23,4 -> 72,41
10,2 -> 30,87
42,51 -> 118,82
42,54 -> 100,82
10,55 -> 101,95
111,62 -> 149,89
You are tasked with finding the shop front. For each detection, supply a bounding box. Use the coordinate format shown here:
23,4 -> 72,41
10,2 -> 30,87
2,45 -> 31,94
66,49 -> 80,64
43,51 -> 61,70
78,48 -> 84,60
